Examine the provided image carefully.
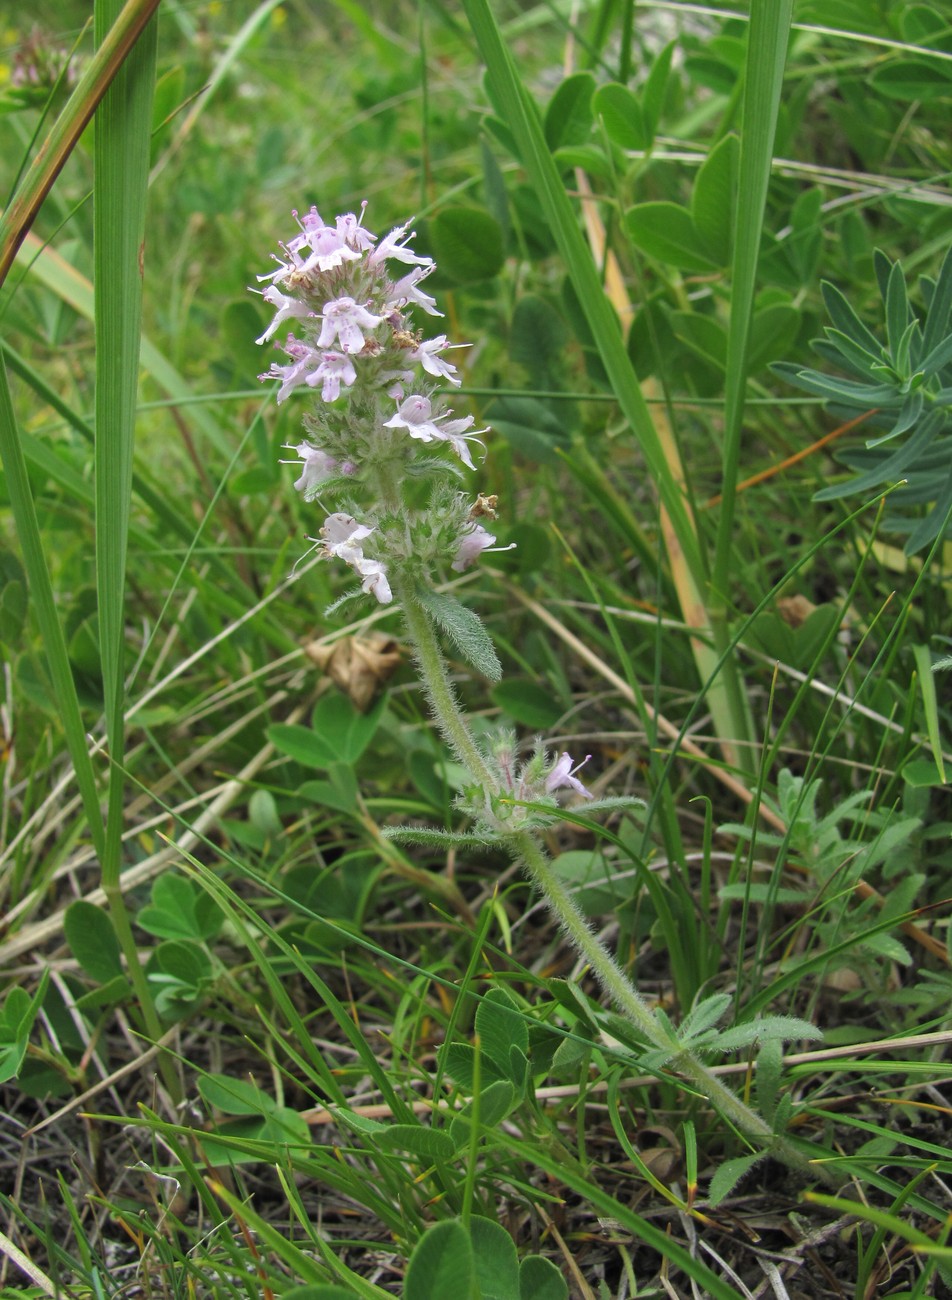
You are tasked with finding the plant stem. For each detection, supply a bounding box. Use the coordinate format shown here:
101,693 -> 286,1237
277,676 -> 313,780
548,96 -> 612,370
399,576 -> 830,1183
396,582 -> 498,792
511,829 -> 831,1181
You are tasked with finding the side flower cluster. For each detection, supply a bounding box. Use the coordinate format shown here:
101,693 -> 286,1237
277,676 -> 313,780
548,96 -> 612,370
253,203 -> 503,603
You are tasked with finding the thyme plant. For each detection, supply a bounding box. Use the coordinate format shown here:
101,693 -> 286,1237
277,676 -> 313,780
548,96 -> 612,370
254,202 -> 827,1181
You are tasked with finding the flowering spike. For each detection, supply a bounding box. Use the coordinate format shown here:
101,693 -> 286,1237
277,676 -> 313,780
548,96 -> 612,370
253,202 -> 505,599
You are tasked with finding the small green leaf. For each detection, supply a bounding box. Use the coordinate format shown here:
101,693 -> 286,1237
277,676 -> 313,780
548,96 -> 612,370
626,203 -> 717,273
713,1017 -> 822,1052
449,1079 -> 517,1147
476,987 -> 529,1073
520,1254 -> 569,1300
376,1124 -> 457,1162
0,971 -> 49,1085
404,1220 -> 475,1300
902,756 -> 947,788
311,693 -> 386,767
64,900 -> 123,983
138,874 -> 221,942
490,679 -> 564,728
544,71 -> 595,151
471,1217 -> 519,1299
642,40 -> 675,142
871,58 -> 952,100
592,82 -> 647,150
440,1042 -> 508,1090
415,587 -> 502,681
707,1153 -> 764,1207
429,208 -> 504,284
679,993 -> 732,1042
298,777 -> 359,816
147,940 -> 212,1016
267,722 -> 337,770
691,133 -> 738,266
199,1073 -> 279,1117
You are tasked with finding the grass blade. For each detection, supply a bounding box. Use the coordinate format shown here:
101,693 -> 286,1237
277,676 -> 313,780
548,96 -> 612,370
0,356 -> 105,858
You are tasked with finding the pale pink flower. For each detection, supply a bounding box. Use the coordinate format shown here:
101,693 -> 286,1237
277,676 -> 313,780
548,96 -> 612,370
317,297 -> 383,353
321,513 -> 373,559
545,753 -> 593,800
437,414 -> 488,470
288,443 -> 339,498
306,350 -> 357,402
410,335 -> 464,386
371,224 -> 433,268
255,284 -> 312,344
286,206 -> 362,273
334,207 -> 376,254
357,559 -> 392,604
383,395 -> 444,443
319,514 -> 392,604
452,524 -> 496,572
259,335 -> 321,403
389,266 -> 441,316
383,395 -> 487,468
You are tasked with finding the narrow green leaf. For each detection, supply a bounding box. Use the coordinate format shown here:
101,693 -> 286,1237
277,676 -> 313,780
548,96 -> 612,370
679,993 -> 732,1042
707,1153 -> 764,1207
416,586 -> 502,681
0,359 -> 105,856
820,280 -> 884,356
642,40 -> 675,143
713,0 -> 793,642
885,258 -> 911,362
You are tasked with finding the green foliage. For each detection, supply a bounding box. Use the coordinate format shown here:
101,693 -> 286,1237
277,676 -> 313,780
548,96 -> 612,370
403,1216 -> 567,1300
775,247 -> 952,551
415,585 -> 502,681
0,971 -> 48,1084
197,1072 -> 311,1164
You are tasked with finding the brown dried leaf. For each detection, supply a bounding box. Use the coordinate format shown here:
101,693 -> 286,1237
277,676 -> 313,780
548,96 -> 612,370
304,633 -> 402,712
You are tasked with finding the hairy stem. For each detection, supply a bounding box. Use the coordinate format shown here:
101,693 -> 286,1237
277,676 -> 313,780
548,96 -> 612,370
512,829 -> 832,1180
399,577 -> 829,1183
397,581 -> 498,791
